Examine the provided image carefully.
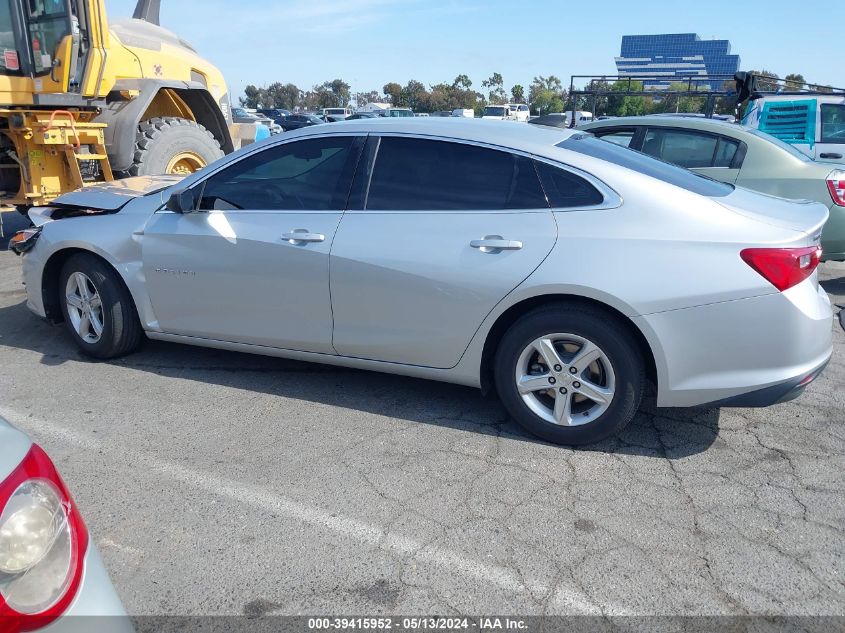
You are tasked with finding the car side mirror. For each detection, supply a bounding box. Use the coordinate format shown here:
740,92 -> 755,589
165,188 -> 196,214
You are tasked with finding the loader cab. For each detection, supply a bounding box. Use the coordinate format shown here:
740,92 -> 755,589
0,0 -> 89,98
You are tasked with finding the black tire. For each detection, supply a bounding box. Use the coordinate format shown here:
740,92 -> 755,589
494,304 -> 645,445
128,117 -> 224,177
59,253 -> 144,359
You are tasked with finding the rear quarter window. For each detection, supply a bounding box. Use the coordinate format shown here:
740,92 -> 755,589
558,134 -> 734,197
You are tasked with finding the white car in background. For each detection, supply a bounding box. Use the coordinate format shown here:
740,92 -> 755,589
451,108 -> 474,118
481,105 -> 511,120
0,416 -> 132,632
323,107 -> 353,122
506,103 -> 530,122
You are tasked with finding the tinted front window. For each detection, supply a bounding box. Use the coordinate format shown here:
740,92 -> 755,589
198,137 -> 359,211
821,104 -> 845,143
366,137 -> 548,211
557,134 -> 734,197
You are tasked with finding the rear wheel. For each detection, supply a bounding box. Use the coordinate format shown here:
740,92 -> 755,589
59,254 -> 144,359
494,305 -> 645,445
128,117 -> 223,177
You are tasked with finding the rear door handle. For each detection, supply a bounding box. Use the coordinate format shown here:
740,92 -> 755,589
282,230 -> 325,244
820,153 -> 843,159
470,235 -> 523,253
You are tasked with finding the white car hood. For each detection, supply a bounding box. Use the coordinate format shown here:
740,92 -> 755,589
53,175 -> 184,211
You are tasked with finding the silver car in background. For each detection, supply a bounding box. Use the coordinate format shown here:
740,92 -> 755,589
12,119 -> 833,445
0,416 -> 132,632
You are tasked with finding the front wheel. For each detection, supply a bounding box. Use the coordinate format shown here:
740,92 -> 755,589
59,253 -> 144,359
494,305 -> 645,445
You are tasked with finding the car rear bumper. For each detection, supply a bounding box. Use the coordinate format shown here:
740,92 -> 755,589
634,279 -> 834,408
702,356 -> 830,407
42,545 -> 133,633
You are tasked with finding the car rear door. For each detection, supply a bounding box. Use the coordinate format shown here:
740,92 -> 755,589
329,135 -> 558,369
141,134 -> 364,353
640,127 -> 742,184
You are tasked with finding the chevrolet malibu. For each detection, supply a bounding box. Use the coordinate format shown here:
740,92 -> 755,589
12,119 -> 833,445
0,416 -> 132,632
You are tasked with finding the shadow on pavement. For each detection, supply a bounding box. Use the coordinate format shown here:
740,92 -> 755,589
0,298 -> 720,458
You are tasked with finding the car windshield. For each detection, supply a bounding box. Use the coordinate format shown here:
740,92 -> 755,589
307,115 -> 324,123
558,134 -> 735,197
485,107 -> 506,116
744,127 -> 813,162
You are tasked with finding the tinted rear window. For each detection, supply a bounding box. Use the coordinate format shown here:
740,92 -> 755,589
367,137 -> 548,211
557,134 -> 734,197
535,161 -> 604,208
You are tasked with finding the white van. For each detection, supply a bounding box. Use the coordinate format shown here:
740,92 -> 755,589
481,105 -> 511,120
451,108 -> 474,118
323,107 -> 352,121
506,103 -> 530,122
741,94 -> 845,162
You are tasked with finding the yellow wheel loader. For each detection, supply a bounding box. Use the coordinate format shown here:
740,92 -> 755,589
0,0 -> 252,212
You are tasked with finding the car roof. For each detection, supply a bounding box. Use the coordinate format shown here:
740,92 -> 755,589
581,115 -> 757,136
258,118 -> 579,158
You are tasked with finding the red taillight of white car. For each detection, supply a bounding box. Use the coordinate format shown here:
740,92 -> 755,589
740,246 -> 823,292
0,445 -> 88,633
828,170 -> 845,207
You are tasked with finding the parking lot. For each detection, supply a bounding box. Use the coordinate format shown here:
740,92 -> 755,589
0,210 -> 843,617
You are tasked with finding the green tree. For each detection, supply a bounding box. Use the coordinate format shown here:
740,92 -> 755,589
604,80 -> 648,117
511,84 -> 525,103
452,74 -> 472,91
402,79 -> 428,111
383,82 -> 403,106
354,90 -> 381,108
752,70 -> 780,92
265,82 -> 301,110
240,84 -> 267,108
785,73 -> 806,90
482,72 -> 507,104
528,76 -> 565,114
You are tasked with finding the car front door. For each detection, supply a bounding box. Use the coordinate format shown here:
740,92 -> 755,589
329,135 -> 559,369
141,134 -> 364,353
817,102 -> 845,161
640,127 -> 742,184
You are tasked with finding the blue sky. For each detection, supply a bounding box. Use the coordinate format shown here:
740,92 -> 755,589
105,0 -> 840,101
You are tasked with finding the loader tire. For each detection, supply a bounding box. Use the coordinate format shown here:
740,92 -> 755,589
128,117 -> 224,177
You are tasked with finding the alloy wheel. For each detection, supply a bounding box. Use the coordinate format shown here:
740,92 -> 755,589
65,272 -> 104,344
515,333 -> 616,426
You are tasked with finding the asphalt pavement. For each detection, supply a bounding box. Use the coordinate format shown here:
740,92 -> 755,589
0,208 -> 843,617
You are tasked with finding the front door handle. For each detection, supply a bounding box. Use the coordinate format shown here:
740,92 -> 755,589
820,153 -> 843,159
282,229 -> 325,244
470,235 -> 523,253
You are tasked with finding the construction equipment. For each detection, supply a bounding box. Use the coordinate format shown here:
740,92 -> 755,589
0,0 -> 254,210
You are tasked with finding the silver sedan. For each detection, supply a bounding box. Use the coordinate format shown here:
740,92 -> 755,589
12,119 -> 834,445
0,416 -> 132,632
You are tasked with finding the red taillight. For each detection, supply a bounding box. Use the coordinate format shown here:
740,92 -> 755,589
0,445 -> 88,633
828,170 -> 845,207
740,246 -> 822,292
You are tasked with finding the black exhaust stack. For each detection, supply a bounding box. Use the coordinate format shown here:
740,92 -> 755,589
132,0 -> 161,25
